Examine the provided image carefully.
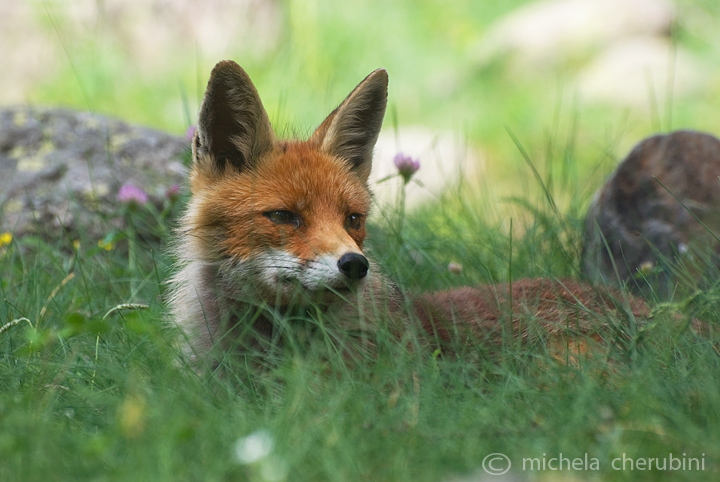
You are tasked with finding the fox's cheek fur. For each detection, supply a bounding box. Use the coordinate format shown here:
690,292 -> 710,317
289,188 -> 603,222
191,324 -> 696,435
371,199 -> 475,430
228,249 -> 368,296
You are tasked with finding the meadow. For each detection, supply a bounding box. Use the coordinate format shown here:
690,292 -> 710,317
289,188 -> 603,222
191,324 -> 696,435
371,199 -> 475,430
2,1 -> 720,480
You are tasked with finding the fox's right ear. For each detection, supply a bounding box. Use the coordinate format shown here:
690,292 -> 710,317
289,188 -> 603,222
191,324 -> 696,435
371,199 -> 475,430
311,69 -> 388,183
194,60 -> 274,174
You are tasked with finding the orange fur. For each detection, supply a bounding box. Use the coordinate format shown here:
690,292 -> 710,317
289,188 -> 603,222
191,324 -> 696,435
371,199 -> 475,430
189,142 -> 370,261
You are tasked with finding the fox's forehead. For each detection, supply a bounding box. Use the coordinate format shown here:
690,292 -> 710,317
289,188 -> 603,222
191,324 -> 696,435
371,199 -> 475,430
248,142 -> 372,213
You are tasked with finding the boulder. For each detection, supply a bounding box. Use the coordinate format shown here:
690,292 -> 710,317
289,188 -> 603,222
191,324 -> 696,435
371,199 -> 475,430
0,106 -> 188,243
583,130 -> 720,298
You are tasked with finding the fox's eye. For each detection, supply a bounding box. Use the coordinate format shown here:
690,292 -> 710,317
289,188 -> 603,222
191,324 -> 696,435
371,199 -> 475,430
345,213 -> 363,231
264,210 -> 301,227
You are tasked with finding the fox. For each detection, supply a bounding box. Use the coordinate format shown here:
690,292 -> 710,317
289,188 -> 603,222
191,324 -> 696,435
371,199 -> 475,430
169,60 -> 652,367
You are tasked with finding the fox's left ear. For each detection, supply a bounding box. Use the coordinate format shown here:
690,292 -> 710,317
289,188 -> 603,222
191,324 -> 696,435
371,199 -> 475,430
194,60 -> 274,175
311,69 -> 388,182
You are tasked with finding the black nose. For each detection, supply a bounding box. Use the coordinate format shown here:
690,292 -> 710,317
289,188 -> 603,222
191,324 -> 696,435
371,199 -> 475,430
337,253 -> 369,280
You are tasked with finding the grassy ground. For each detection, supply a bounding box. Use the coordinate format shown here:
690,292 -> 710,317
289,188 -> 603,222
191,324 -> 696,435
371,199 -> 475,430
3,1 -> 720,481
2,187 -> 719,482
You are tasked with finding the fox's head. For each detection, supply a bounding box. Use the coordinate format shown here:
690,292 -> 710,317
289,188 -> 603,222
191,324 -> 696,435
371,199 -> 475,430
184,60 -> 388,306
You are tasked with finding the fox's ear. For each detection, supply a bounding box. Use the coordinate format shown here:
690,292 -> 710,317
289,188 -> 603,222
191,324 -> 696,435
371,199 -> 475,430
194,60 -> 274,173
311,69 -> 388,182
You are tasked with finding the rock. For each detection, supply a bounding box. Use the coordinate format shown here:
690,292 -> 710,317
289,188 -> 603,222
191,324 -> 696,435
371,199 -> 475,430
576,37 -> 704,106
582,130 -> 720,298
371,126 -> 482,212
0,106 -> 188,243
477,0 -> 674,68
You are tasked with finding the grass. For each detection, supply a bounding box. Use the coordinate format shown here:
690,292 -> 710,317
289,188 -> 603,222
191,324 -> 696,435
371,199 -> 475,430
2,173 -> 720,481
4,1 -> 720,480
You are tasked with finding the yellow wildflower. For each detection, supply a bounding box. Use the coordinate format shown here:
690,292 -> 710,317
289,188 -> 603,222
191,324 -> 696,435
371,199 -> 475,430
98,239 -> 115,251
118,393 -> 146,439
0,232 -> 12,247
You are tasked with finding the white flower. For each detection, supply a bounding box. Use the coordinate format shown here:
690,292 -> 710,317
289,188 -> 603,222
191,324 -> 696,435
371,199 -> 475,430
234,429 -> 274,465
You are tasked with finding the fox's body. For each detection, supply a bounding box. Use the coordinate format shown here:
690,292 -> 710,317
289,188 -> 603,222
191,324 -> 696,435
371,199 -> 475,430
170,60 -> 649,365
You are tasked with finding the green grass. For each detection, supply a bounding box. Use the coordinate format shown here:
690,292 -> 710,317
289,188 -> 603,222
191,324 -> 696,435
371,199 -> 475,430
2,180 -> 720,481
4,1 -> 720,480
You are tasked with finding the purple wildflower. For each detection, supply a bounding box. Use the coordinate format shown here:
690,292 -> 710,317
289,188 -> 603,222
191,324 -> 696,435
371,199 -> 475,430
393,152 -> 420,184
118,183 -> 148,206
165,184 -> 180,201
185,125 -> 197,141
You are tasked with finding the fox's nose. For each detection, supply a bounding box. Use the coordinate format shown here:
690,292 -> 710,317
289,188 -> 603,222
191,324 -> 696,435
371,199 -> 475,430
337,253 -> 369,280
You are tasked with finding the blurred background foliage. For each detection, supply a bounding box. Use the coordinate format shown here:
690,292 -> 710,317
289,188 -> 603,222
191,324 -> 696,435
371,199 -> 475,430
4,0 -> 720,214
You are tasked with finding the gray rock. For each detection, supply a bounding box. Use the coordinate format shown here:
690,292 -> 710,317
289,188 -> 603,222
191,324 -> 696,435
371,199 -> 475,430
583,130 -> 720,298
0,106 -> 188,242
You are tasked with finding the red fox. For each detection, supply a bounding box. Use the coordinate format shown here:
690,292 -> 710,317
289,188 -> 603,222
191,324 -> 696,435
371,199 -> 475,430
169,60 -> 650,366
